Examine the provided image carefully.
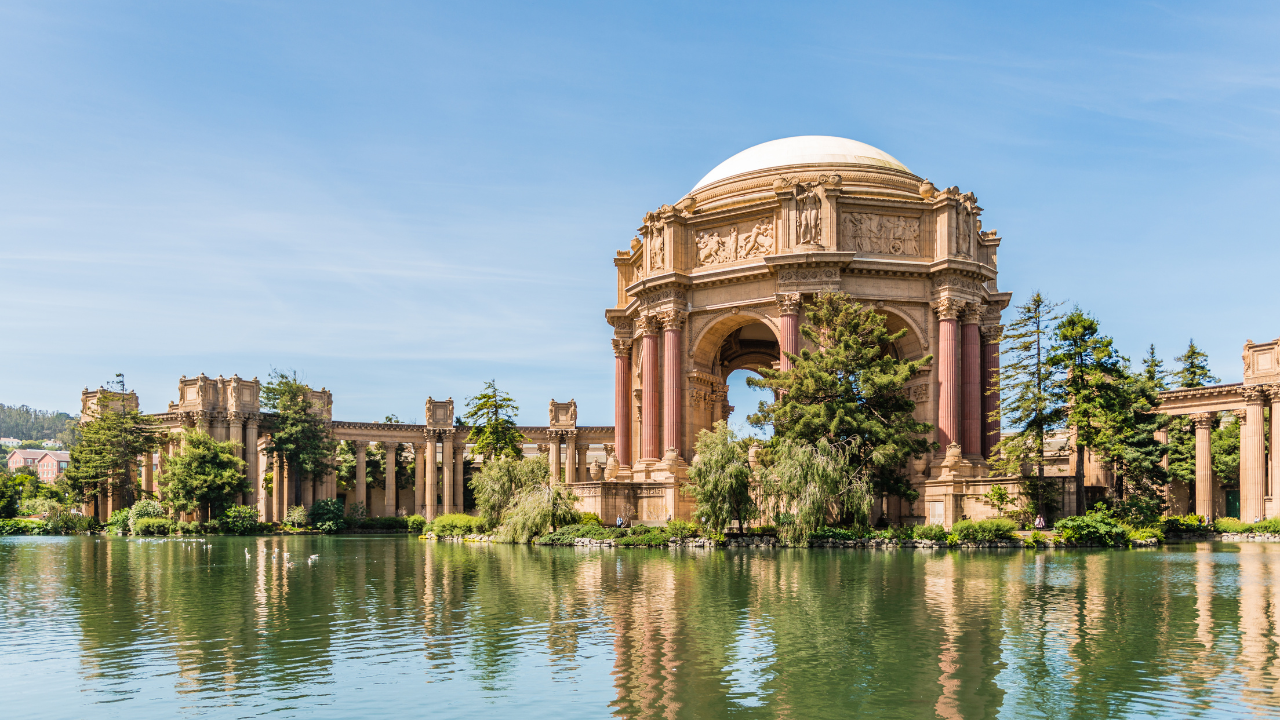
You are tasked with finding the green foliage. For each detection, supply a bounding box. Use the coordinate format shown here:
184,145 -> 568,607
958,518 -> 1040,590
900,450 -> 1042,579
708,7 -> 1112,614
495,483 -> 580,543
1172,339 -> 1220,389
984,485 -> 1013,515
260,369 -> 337,504
346,501 -> 367,519
1160,514 -> 1210,534
1054,507 -> 1129,546
128,498 -> 166,533
64,391 -> 162,508
1213,516 -> 1250,533
105,507 -> 130,530
684,421 -> 757,535
1028,530 -> 1050,545
432,513 -> 482,536
353,516 -> 410,531
536,523 -> 624,544
578,512 -> 602,527
0,471 -> 21,519
1111,495 -> 1164,527
222,505 -> 260,535
666,518 -> 696,539
949,518 -> 1018,543
308,498 -> 346,534
914,524 -> 948,542
133,517 -> 174,536
175,520 -> 200,534
0,518 -> 48,535
406,514 -> 427,534
1141,344 -> 1168,391
989,292 -> 1065,481
0,403 -> 76,442
1211,414 -> 1240,485
283,505 -> 308,527
808,526 -> 867,541
471,454 -> 547,527
749,292 -> 935,501
756,438 -> 872,543
615,530 -> 670,547
334,440 -> 358,491
159,431 -> 248,519
463,380 -> 525,462
1126,525 -> 1164,543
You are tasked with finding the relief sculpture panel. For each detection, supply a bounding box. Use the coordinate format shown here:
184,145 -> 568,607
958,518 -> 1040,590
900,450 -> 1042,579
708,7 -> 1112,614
839,213 -> 922,256
695,217 -> 775,268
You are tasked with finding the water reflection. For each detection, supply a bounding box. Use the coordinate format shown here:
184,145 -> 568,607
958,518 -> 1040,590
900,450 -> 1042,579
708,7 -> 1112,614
6,538 -> 1280,719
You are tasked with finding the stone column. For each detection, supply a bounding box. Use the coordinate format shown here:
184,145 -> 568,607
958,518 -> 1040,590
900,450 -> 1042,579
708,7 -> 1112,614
565,432 -> 577,485
255,437 -> 270,521
245,416 -> 259,507
961,306 -> 982,457
425,432 -> 438,520
141,451 -> 154,495
442,431 -> 455,514
778,293 -> 801,371
453,436 -> 465,513
548,430 -> 562,482
227,413 -> 244,458
194,411 -> 210,435
384,442 -> 398,518
1240,389 -> 1267,521
274,452 -> 287,522
302,475 -> 314,508
934,299 -> 963,451
1193,413 -> 1214,522
414,441 -> 426,516
1270,386 -> 1280,510
981,325 -> 1002,459
661,309 -> 685,459
613,339 -> 633,467
355,442 -> 367,515
576,444 -> 588,483
640,315 -> 662,461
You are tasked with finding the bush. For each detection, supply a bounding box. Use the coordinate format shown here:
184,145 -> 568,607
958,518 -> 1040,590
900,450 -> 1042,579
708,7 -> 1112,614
222,505 -> 260,535
1252,518 -> 1280,534
432,513 -> 481,537
809,526 -> 866,542
1213,516 -> 1249,533
103,507 -> 131,535
175,520 -> 200,534
1160,514 -> 1210,534
1126,525 -> 1164,543
355,516 -> 410,531
129,499 -> 167,534
579,512 -> 602,527
949,518 -> 1018,543
914,524 -> 948,542
667,518 -> 696,539
309,498 -> 347,534
406,514 -> 427,535
282,505 -> 309,527
346,501 -> 368,519
134,517 -> 174,536
616,530 -> 669,547
0,519 -> 47,535
536,523 -> 624,545
1054,511 -> 1129,547
1028,530 -> 1050,546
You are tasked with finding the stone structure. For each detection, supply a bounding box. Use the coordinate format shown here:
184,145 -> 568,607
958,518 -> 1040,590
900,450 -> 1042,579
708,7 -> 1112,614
601,136 -> 1010,524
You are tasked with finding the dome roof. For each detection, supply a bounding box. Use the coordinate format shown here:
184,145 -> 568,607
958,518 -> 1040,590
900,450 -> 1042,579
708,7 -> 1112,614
691,135 -> 910,192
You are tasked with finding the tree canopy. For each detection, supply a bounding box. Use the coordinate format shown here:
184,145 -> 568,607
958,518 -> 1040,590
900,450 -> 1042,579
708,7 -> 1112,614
259,369 -> 336,505
158,431 -> 247,520
684,421 -> 757,534
63,392 -> 162,508
463,380 -> 524,461
1172,340 -> 1219,389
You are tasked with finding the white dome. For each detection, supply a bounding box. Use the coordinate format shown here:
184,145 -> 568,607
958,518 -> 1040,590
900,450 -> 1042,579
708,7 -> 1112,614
691,135 -> 910,192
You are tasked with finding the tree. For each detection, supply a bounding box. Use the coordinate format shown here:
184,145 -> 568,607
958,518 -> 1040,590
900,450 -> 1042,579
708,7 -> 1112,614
1049,308 -> 1125,515
748,292 -> 934,504
684,421 -> 757,535
493,454 -> 578,542
471,453 -> 547,528
0,469 -> 22,518
1211,414 -> 1240,485
64,392 -> 162,511
158,431 -> 248,520
260,369 -> 336,506
988,292 -> 1065,516
756,438 -> 873,543
1172,340 -> 1219,389
1098,364 -> 1171,503
463,380 -> 524,462
1141,344 -> 1168,391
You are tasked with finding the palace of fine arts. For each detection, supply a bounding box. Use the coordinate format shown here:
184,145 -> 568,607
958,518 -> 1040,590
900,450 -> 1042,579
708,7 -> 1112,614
4,4 -> 1280,719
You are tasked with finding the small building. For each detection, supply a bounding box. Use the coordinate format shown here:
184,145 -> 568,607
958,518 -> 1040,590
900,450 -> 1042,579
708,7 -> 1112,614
41,440 -> 62,449
7,449 -> 43,472
0,438 -> 20,448
36,451 -> 71,482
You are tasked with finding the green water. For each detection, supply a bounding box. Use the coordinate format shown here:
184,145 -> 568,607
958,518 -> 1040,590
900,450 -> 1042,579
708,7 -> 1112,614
3,537 -> 1279,719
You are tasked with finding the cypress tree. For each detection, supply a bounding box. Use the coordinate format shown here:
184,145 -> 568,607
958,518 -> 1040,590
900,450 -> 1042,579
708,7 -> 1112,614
463,380 -> 525,462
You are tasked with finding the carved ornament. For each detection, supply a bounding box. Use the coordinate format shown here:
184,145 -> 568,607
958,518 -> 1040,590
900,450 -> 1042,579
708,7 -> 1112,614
839,213 -> 921,256
657,308 -> 687,331
794,182 -> 822,246
932,297 -> 965,321
776,292 -> 802,315
695,217 -> 775,267
1241,386 -> 1268,404
777,267 -> 839,284
1190,413 -> 1214,429
612,338 -> 633,357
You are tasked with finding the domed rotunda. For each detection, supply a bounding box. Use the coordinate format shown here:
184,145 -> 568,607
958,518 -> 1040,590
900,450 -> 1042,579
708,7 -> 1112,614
598,136 -> 1010,527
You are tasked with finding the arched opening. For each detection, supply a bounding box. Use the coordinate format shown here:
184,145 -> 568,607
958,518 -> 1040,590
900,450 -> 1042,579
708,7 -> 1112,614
726,368 -> 774,440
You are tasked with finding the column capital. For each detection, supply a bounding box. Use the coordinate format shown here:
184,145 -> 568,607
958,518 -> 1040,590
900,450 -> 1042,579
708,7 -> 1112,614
775,292 -> 803,315
960,303 -> 984,325
537,443 -> 550,454
1242,386 -> 1268,404
657,308 -> 687,330
226,411 -> 246,423
931,297 -> 965,321
612,337 -> 633,357
1233,408 -> 1248,424
639,312 -> 663,335
1191,412 -> 1214,429
980,324 -> 1004,343
244,413 -> 260,428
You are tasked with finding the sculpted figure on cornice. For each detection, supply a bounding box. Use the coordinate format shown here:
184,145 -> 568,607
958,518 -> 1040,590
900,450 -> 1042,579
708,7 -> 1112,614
695,217 -> 775,267
839,212 -> 921,256
795,182 -> 822,246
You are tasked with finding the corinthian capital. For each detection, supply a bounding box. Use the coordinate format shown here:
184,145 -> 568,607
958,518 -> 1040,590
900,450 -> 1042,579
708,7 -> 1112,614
612,338 -> 633,357
1190,412 -> 1214,429
960,303 -> 984,325
639,313 -> 663,335
657,309 -> 687,331
1242,386 -> 1268,404
776,292 -> 802,316
932,297 -> 965,321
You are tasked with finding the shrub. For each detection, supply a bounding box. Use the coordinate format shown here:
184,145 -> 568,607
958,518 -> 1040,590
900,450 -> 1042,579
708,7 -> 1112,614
309,498 -> 347,534
129,499 -> 167,534
950,518 -> 1018,543
1252,518 -> 1280,534
0,519 -> 47,535
356,516 -> 410,531
406,514 -> 427,535
1028,530 -> 1050,546
1160,514 -> 1210,534
431,513 -> 481,537
536,523 -> 624,545
579,512 -> 602,527
616,530 -> 669,547
134,517 -> 174,536
1214,516 -> 1250,534
888,524 -> 916,541
914,524 -> 948,542
1054,511 -> 1129,547
222,505 -> 260,535
809,526 -> 865,542
104,507 -> 131,535
667,518 -> 696,539
175,520 -> 200,534
346,501 -> 368,519
1126,526 -> 1164,543
283,505 -> 308,527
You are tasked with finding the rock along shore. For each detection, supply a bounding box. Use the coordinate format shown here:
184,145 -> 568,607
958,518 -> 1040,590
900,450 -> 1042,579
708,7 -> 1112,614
421,532 -> 1164,549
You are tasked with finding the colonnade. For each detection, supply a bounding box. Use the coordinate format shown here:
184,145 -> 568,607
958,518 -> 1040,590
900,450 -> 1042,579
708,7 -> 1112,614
1176,385 -> 1280,522
347,431 -> 462,520
933,298 -> 1002,459
542,430 -> 591,483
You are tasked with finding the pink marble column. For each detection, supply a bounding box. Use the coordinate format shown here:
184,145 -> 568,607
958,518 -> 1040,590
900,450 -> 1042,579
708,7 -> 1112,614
981,325 -> 1001,459
934,299 -> 962,450
613,339 -> 632,467
777,293 -> 801,371
662,310 -> 685,459
641,317 -> 662,460
961,307 -> 982,456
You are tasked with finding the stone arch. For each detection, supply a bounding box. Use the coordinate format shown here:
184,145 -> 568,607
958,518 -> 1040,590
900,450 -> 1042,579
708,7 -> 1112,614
690,308 -> 781,373
878,307 -> 926,362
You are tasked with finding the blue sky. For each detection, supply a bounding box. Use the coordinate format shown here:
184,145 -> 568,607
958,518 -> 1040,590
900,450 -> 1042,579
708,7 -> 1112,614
2,1 -> 1277,425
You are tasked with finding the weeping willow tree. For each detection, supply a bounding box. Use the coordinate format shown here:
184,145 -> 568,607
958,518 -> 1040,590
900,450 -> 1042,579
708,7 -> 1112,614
472,453 -> 548,528
755,438 -> 872,544
491,454 -> 579,542
684,421 -> 757,535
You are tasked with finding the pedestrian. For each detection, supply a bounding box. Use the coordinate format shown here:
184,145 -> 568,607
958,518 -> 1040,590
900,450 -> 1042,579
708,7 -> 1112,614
616,516 -> 622,528
1034,514 -> 1045,529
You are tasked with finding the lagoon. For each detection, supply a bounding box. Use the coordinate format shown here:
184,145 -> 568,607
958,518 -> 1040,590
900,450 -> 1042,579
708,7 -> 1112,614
3,536 -> 1280,719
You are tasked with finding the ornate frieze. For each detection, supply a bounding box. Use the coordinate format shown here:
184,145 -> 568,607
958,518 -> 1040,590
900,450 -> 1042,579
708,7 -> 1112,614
839,213 -> 922,256
695,217 -> 775,267
777,267 -> 839,284
930,272 -> 985,296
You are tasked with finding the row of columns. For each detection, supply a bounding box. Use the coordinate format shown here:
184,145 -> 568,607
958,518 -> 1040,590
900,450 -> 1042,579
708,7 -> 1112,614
1183,386 -> 1280,523
350,432 -> 462,519
934,298 -> 1001,458
543,431 -> 590,482
619,309 -> 686,464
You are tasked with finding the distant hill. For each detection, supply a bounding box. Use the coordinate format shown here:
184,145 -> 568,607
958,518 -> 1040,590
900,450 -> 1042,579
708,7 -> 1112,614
0,404 -> 77,441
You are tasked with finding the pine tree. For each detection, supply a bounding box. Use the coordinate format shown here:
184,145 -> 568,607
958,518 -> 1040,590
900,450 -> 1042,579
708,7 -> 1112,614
988,292 -> 1064,516
1048,307 -> 1125,515
1098,362 -> 1170,508
64,392 -> 163,510
463,380 -> 524,462
748,292 -> 934,503
1172,340 -> 1220,388
1141,344 -> 1168,391
260,369 -> 337,506
158,431 -> 248,520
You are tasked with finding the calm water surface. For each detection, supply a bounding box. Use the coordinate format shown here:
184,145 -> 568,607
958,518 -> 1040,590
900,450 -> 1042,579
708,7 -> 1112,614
3,536 -> 1280,719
